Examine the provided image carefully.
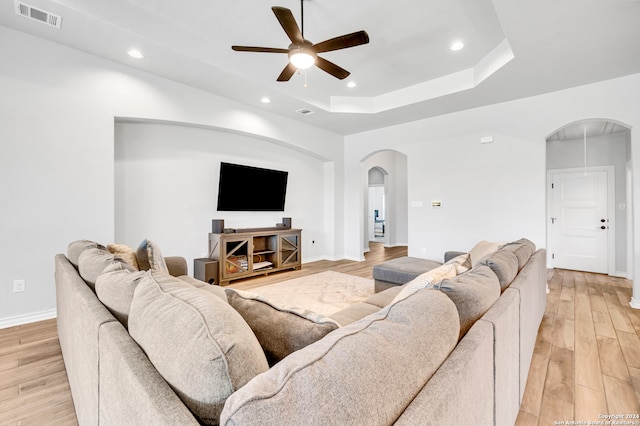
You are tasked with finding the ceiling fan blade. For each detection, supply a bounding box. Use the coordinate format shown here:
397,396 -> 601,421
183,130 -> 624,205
232,46 -> 289,53
313,31 -> 369,53
277,63 -> 297,82
315,56 -> 350,80
272,6 -> 304,45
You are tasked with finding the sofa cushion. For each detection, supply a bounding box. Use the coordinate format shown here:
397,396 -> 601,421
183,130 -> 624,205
78,247 -> 135,291
67,240 -> 105,268
482,249 -> 519,291
364,285 -> 403,308
501,238 -> 536,270
328,302 -> 381,326
392,263 -> 458,304
135,239 -> 168,273
128,271 -> 268,425
220,289 -> 460,425
438,264 -> 501,337
95,263 -> 146,328
107,243 -> 139,270
225,289 -> 340,365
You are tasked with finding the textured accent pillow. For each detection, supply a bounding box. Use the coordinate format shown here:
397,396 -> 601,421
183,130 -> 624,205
438,264 -> 501,338
220,289 -> 460,425
469,240 -> 505,267
483,250 -> 519,291
67,240 -> 105,268
444,253 -> 472,274
95,262 -> 146,328
107,243 -> 139,270
128,271 -> 269,425
391,263 -> 458,304
136,239 -> 168,273
226,289 -> 340,365
78,247 -> 135,291
501,238 -> 536,270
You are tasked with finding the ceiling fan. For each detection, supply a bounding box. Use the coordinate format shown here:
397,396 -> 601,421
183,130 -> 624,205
231,1 -> 369,81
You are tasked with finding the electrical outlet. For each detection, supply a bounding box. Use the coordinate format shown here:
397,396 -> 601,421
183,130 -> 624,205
420,248 -> 427,255
13,279 -> 26,293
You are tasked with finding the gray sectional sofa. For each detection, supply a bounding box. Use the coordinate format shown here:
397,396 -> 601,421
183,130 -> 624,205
55,238 -> 546,425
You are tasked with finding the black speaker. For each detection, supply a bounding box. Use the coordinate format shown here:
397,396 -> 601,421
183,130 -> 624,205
212,219 -> 224,234
282,217 -> 292,228
194,258 -> 219,285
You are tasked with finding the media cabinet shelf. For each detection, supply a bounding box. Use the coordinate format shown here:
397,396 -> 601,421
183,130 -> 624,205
209,228 -> 301,285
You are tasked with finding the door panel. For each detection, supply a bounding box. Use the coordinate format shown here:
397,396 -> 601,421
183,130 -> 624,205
551,170 -> 608,273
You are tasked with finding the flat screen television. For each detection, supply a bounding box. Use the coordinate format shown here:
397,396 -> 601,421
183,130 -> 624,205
217,162 -> 288,211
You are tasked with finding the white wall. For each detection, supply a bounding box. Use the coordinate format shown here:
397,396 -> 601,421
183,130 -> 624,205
115,121 -> 328,271
344,74 -> 640,269
547,132 -> 630,275
0,26 -> 344,326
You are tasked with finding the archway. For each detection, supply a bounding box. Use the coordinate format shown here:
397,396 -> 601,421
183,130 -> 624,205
546,118 -> 632,279
360,150 -> 408,254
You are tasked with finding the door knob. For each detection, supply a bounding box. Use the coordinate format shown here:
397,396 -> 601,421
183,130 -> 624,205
600,219 -> 606,223
600,226 -> 606,229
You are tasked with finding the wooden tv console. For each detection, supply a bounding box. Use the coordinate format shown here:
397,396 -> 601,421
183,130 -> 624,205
208,228 -> 301,285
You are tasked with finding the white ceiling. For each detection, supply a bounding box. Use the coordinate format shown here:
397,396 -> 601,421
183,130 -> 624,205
1,0 -> 640,135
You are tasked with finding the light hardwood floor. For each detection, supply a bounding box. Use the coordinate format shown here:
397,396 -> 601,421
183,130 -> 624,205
1,243 -> 639,425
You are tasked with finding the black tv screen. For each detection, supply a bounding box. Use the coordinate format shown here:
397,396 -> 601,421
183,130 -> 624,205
217,162 -> 288,211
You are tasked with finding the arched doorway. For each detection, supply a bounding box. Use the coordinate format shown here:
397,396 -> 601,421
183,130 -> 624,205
367,166 -> 387,244
546,119 -> 632,278
360,150 -> 408,254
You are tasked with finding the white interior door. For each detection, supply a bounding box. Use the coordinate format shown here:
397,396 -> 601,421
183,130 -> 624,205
549,169 -> 609,273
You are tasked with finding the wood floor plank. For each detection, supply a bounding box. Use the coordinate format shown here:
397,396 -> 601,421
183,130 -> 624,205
609,305 -> 636,333
602,375 -> 640,414
520,352 -> 549,417
597,335 -> 631,381
617,330 -> 640,370
575,338 -> 604,391
574,384 -> 608,423
545,346 -> 574,403
552,317 -> 575,351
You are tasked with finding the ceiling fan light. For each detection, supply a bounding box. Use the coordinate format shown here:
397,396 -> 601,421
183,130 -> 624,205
289,45 -> 316,70
290,52 -> 315,69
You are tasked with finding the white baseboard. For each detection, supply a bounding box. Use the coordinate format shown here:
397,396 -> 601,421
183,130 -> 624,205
630,297 -> 640,310
0,309 -> 57,329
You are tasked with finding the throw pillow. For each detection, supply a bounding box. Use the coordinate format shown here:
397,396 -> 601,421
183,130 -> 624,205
444,253 -> 472,274
107,243 -> 140,270
482,249 -> 519,291
77,247 -> 135,291
469,240 -> 505,267
136,239 -> 169,273
391,263 -> 458,304
128,271 -> 268,426
67,240 -> 106,268
438,264 -> 501,338
95,262 -> 146,328
225,289 -> 340,366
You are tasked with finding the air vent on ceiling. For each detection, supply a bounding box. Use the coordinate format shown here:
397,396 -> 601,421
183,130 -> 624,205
296,108 -> 315,116
15,1 -> 62,29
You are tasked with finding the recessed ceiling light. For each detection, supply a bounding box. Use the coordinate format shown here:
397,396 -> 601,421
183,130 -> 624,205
261,97 -> 271,104
450,41 -> 464,51
127,48 -> 144,59
347,81 -> 357,88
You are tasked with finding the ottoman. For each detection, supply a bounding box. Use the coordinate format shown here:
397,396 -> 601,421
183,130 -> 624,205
372,256 -> 442,293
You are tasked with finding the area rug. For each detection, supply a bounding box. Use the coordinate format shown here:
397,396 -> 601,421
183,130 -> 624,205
251,271 -> 375,316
